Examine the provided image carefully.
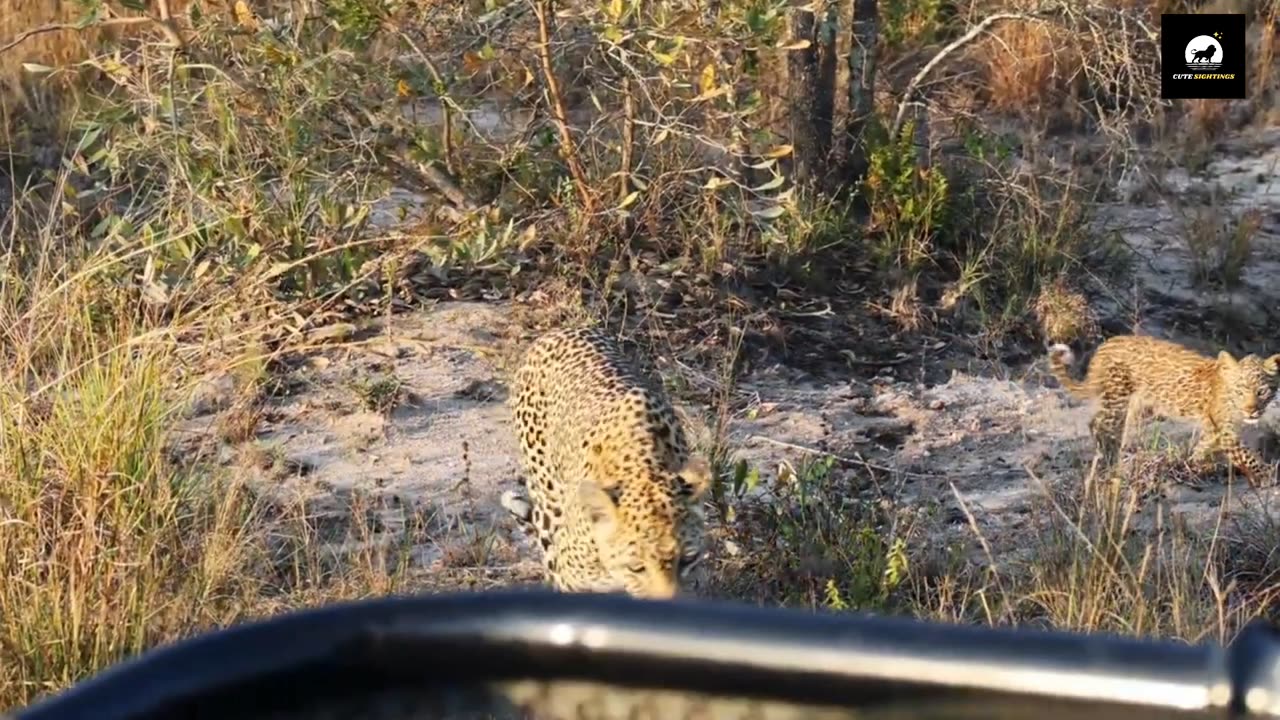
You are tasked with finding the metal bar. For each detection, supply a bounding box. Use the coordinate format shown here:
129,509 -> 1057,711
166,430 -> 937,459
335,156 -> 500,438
10,589 -> 1278,720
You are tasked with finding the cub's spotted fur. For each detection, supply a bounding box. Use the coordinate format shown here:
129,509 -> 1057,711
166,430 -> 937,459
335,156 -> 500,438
1048,335 -> 1280,487
504,327 -> 712,598
1032,276 -> 1101,349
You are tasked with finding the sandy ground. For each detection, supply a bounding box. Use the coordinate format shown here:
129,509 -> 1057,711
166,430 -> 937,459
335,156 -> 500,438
176,127 -> 1280,593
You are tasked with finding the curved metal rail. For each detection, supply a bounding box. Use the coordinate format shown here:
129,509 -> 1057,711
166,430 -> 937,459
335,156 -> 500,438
12,589 -> 1280,720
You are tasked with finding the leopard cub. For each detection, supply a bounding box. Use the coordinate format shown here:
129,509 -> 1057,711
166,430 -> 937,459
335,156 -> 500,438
1048,334 -> 1280,487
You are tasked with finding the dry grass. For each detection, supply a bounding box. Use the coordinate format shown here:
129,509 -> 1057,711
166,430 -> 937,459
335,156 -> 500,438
1014,469 -> 1237,640
903,461 -> 1279,642
980,18 -> 1085,129
0,0 -> 1278,710
1185,98 -> 1230,148
0,212 -> 228,702
0,0 -> 224,117
1179,203 -> 1262,289
0,286 -> 248,699
0,148 -> 411,711
712,438 -> 1279,643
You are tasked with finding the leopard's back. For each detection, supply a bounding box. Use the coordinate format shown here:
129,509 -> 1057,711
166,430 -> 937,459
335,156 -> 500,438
507,327 -> 702,596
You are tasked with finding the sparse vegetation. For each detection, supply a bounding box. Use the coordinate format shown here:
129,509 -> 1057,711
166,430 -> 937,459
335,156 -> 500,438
353,371 -> 406,414
1181,202 -> 1262,289
3,0 -> 1280,710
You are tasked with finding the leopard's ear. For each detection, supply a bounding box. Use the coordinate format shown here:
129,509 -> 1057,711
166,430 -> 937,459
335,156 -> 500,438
578,479 -> 621,527
675,457 -> 714,500
582,441 -> 623,523
1264,354 -> 1280,375
1218,350 -> 1240,370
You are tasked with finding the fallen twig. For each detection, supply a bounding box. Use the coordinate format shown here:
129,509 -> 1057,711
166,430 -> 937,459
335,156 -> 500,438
746,434 -> 989,480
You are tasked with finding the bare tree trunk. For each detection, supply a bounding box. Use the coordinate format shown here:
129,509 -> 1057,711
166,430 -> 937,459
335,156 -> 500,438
787,4 -> 825,188
815,1 -> 838,190
843,0 -> 878,184
912,102 -> 931,170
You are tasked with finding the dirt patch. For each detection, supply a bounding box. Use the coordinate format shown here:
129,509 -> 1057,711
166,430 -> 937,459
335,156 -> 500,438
172,130 -> 1280,598
1106,127 -> 1280,349
179,303 -> 542,587
725,361 -> 1280,564
182,298 -> 1280,598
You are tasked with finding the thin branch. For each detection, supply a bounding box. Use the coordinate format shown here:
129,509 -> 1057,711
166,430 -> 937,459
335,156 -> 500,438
152,0 -> 185,49
397,30 -> 459,173
319,93 -> 483,210
0,17 -> 154,57
395,30 -> 509,157
891,12 -> 1048,139
530,0 -> 595,216
620,77 -> 635,202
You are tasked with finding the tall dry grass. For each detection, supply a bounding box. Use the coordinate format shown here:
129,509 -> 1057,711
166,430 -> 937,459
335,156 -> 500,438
0,5 -> 480,706
3,0 -> 182,114
1015,469 -> 1249,641
0,191 -> 238,703
904,461 -> 1280,643
0,157 -> 410,712
981,18 -> 1085,128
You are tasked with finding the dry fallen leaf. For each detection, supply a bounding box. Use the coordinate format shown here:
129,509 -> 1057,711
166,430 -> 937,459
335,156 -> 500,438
232,0 -> 260,30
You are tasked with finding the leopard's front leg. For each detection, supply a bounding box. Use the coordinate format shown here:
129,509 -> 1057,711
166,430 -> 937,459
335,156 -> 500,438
1219,432 -> 1278,489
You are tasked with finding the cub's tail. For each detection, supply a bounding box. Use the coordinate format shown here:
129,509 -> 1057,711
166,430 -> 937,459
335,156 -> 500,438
1047,343 -> 1093,398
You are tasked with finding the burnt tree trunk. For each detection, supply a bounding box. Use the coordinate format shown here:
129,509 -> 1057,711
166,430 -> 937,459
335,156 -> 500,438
815,2 -> 838,189
786,3 -> 832,188
843,0 -> 878,184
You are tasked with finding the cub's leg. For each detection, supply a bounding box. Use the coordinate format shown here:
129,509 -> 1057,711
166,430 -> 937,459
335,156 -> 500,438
1218,431 -> 1278,489
1089,388 -> 1131,470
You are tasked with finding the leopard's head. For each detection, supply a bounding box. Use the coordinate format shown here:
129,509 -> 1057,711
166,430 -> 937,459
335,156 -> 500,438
1218,351 -> 1280,423
578,455 -> 713,599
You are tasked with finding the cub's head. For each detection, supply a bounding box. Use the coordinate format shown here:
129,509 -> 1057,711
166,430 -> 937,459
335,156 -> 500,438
1218,351 -> 1280,423
578,453 -> 713,599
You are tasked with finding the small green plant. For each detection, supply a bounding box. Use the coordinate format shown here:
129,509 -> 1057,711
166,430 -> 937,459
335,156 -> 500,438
429,214 -> 529,268
864,122 -> 950,273
721,455 -> 911,611
724,0 -> 790,47
353,372 -> 406,414
880,0 -> 947,47
823,578 -> 849,610
960,125 -> 1016,164
764,188 -> 858,262
325,0 -> 388,48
